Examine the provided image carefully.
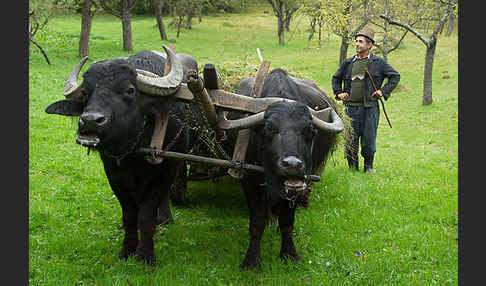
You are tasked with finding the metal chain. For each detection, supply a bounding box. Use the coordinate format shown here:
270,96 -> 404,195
191,92 -> 231,161
102,116 -> 147,166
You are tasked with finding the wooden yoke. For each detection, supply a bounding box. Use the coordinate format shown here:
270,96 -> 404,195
228,48 -> 271,179
145,44 -> 176,164
187,67 -> 223,140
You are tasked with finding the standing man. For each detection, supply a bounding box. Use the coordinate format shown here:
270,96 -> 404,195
331,27 -> 400,173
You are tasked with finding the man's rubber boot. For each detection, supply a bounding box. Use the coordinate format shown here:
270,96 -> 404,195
364,156 -> 375,174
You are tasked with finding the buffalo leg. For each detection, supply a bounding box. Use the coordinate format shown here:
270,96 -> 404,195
136,204 -> 158,265
114,191 -> 139,260
138,165 -> 179,264
278,201 -> 300,262
240,180 -> 266,270
156,192 -> 174,225
157,161 -> 186,224
169,162 -> 187,205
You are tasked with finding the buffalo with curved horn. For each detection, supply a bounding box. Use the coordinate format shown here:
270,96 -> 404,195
45,45 -> 200,265
221,68 -> 343,270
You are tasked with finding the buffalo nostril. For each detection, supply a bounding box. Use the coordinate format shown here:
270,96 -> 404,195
95,116 -> 106,125
81,113 -> 106,126
281,156 -> 303,170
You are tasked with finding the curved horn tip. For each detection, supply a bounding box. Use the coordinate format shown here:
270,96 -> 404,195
162,45 -> 175,54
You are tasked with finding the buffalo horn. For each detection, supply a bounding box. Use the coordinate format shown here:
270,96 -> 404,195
218,106 -> 344,133
136,45 -> 183,96
311,107 -> 344,133
217,110 -> 265,130
64,56 -> 89,101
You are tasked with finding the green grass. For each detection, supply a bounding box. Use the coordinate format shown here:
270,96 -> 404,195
29,2 -> 458,285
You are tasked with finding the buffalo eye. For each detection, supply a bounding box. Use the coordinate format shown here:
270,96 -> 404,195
126,86 -> 135,95
123,84 -> 136,98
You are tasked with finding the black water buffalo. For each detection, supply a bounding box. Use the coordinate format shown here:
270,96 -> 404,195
45,46 -> 198,264
226,68 -> 344,269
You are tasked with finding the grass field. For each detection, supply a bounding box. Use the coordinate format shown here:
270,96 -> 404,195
29,2 -> 458,285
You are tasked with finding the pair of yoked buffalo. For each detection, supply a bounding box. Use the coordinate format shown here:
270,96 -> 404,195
45,46 -> 344,269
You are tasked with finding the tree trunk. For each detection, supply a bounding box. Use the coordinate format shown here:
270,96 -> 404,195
422,36 -> 436,105
382,51 -> 388,62
285,14 -> 291,31
198,5 -> 203,23
446,14 -> 455,37
79,0 -> 97,58
152,0 -> 167,41
308,17 -> 316,41
318,19 -> 322,48
176,16 -> 183,38
99,0 -> 136,51
121,13 -> 133,51
186,8 -> 195,29
277,14 -> 285,45
339,35 -> 349,65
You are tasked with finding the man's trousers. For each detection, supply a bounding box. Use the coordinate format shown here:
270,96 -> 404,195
344,104 -> 380,161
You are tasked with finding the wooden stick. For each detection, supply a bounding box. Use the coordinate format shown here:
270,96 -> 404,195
186,70 -> 222,139
139,148 -> 264,173
256,48 -> 264,63
137,148 -> 320,182
145,44 -> 176,165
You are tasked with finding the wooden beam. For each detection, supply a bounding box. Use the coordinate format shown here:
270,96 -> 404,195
228,60 -> 271,178
137,148 -> 321,182
144,44 -> 176,165
186,70 -> 223,140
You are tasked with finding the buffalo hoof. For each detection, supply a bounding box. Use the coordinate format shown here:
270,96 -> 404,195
279,251 -> 301,263
156,206 -> 174,225
119,247 -> 136,260
170,183 -> 187,205
156,214 -> 173,225
135,250 -> 156,265
240,256 -> 262,271
119,239 -> 138,260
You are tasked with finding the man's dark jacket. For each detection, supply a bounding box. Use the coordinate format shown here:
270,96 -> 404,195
332,53 -> 400,107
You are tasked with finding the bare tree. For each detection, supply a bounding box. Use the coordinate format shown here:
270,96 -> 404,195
369,0 -> 411,62
29,1 -> 77,64
29,11 -> 51,65
79,0 -> 100,58
100,0 -> 137,51
445,13 -> 455,37
267,0 -> 300,45
185,5 -> 196,29
152,0 -> 168,41
337,0 -> 370,65
380,0 -> 457,105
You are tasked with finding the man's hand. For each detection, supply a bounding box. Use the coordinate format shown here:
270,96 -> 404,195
338,92 -> 349,101
372,89 -> 383,98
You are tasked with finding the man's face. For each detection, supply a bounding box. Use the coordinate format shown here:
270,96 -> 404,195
355,36 -> 372,54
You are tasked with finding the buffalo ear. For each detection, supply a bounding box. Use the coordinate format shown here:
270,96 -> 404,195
45,99 -> 85,116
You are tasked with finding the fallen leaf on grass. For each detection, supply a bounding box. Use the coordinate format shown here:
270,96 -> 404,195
146,266 -> 156,271
126,276 -> 134,286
